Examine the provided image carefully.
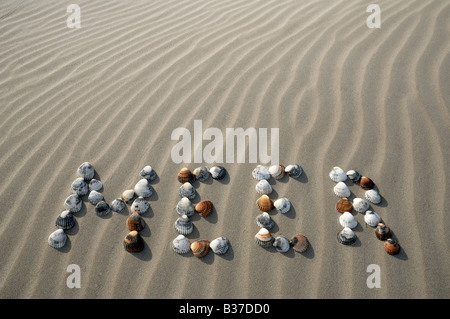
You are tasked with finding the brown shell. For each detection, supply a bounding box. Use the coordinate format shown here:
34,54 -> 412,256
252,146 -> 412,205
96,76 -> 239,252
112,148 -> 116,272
256,195 -> 274,212
195,200 -> 213,217
375,223 -> 391,241
360,176 -> 375,190
126,212 -> 145,232
123,230 -> 144,253
384,238 -> 400,255
178,167 -> 194,183
336,198 -> 353,213
290,234 -> 309,253
190,239 -> 210,258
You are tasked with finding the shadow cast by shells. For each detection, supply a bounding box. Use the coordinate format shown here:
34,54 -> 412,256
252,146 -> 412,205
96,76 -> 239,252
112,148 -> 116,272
282,203 -> 296,220
57,236 -> 72,253
129,239 -> 152,261
215,172 -> 230,185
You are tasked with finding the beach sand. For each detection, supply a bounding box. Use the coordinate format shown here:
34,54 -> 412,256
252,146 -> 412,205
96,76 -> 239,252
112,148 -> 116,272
0,0 -> 449,299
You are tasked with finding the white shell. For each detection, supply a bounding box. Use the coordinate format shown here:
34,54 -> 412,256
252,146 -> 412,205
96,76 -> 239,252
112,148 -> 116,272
88,179 -> 103,192
77,162 -> 94,181
338,227 -> 357,245
88,190 -> 104,205
176,197 -> 195,216
210,236 -> 229,255
339,212 -> 358,229
346,170 -> 361,183
192,166 -> 210,182
256,212 -> 275,230
134,178 -> 154,198
71,177 -> 89,196
274,197 -> 291,214
139,165 -> 157,181
365,189 -> 381,205
122,189 -> 135,203
353,197 -> 370,213
334,182 -> 351,198
174,215 -> 193,235
364,210 -> 381,227
255,179 -> 272,195
273,235 -> 290,253
111,198 -> 126,213
179,182 -> 196,200
64,194 -> 82,213
209,166 -> 227,180
268,165 -> 285,179
172,235 -> 191,254
255,228 -> 274,247
130,196 -> 150,215
48,229 -> 67,249
329,167 -> 347,182
252,165 -> 271,180
284,164 -> 303,178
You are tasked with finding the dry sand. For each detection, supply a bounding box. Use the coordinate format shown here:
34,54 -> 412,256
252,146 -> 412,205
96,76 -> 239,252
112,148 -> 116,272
0,0 -> 449,299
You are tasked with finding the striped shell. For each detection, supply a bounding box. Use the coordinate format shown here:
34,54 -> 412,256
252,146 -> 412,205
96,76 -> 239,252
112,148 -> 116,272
256,212 -> 274,230
88,190 -> 103,205
179,182 -> 196,200
353,198 -> 370,213
255,179 -> 272,195
172,235 -> 191,254
48,229 -> 67,249
177,167 -> 194,183
134,178 -> 154,198
290,234 -> 309,253
336,198 -> 353,214
255,228 -> 274,247
94,201 -> 111,217
195,200 -> 213,217
130,196 -> 150,215
111,198 -> 126,213
252,165 -> 271,180
334,182 -> 351,198
268,164 -> 285,179
339,212 -> 358,229
126,212 -> 145,232
71,177 -> 89,196
191,239 -> 210,258
384,238 -> 400,255
329,166 -> 347,182
88,179 -> 103,192
140,165 -> 157,181
123,230 -> 144,253
77,162 -> 94,181
273,235 -> 290,253
55,210 -> 75,230
365,189 -> 381,205
360,176 -> 375,190
174,215 -> 193,235
284,164 -> 303,178
375,223 -> 391,241
274,197 -> 291,214
210,236 -> 230,255
346,170 -> 361,183
364,210 -> 381,227
337,227 -> 356,245
256,195 -> 274,212
176,197 -> 195,217
192,166 -> 210,182
64,194 -> 82,213
121,189 -> 135,203
210,166 -> 227,180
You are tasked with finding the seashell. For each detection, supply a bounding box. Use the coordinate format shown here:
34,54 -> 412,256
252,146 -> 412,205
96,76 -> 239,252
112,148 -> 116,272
77,162 -> 94,181
176,197 -> 195,217
364,210 -> 382,228
337,227 -> 357,245
179,182 -> 196,200
252,165 -> 271,180
48,229 -> 68,249
94,201 -> 111,217
126,212 -> 146,232
375,223 -> 391,241
346,170 -> 361,183
329,166 -> 347,182
365,189 -> 381,205
134,178 -> 154,198
139,165 -> 157,181
255,179 -> 272,195
210,236 -> 229,255
384,238 -> 400,255
191,239 -> 210,258
172,235 -> 191,254
174,215 -> 193,235
193,166 -> 210,182
123,230 -> 144,253
334,182 -> 351,198
256,195 -> 274,212
273,235 -> 290,253
64,194 -> 82,213
210,166 -> 227,180
274,197 -> 291,214
195,200 -> 213,217
177,167 -> 194,183
290,234 -> 309,253
339,212 -> 358,229
255,212 -> 275,230
88,190 -> 103,205
360,176 -> 375,190
255,228 -> 274,247
88,179 -> 103,192
336,197 -> 353,214
55,210 -> 75,230
130,196 -> 150,215
111,198 -> 126,213
71,177 -> 89,196
284,164 -> 303,178
353,197 -> 370,213
121,189 -> 135,203
268,164 -> 285,179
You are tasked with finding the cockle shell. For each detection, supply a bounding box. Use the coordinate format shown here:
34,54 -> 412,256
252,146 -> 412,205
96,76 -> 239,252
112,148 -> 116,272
336,198 -> 353,214
130,196 -> 150,215
375,223 -> 391,241
88,190 -> 103,205
384,238 -> 400,255
94,201 -> 111,217
256,195 -> 274,212
210,236 -> 229,255
122,189 -> 135,203
55,210 -> 75,230
290,234 -> 309,253
139,165 -> 157,181
346,170 -> 361,183
365,189 -> 381,205
191,239 -> 210,258
274,197 -> 291,214
126,212 -> 145,232
177,167 -> 194,183
256,212 -> 274,230
339,212 -> 358,229
88,179 -> 103,192
176,197 -> 195,217
268,164 -> 285,179
329,166 -> 347,182
77,162 -> 94,181
195,200 -> 213,217
71,177 -> 89,196
337,227 -> 356,245
193,166 -> 210,182
353,198 -> 370,213
273,235 -> 290,253
255,179 -> 272,195
210,166 -> 227,180
179,182 -> 197,200
284,164 -> 303,178
252,165 -> 271,180
48,229 -> 68,249
334,182 -> 351,198
111,198 -> 126,213
172,235 -> 191,254
64,194 -> 82,213
174,215 -> 193,235
360,176 -> 375,190
123,230 -> 144,253
134,178 -> 154,198
364,210 -> 382,228
255,228 -> 274,247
